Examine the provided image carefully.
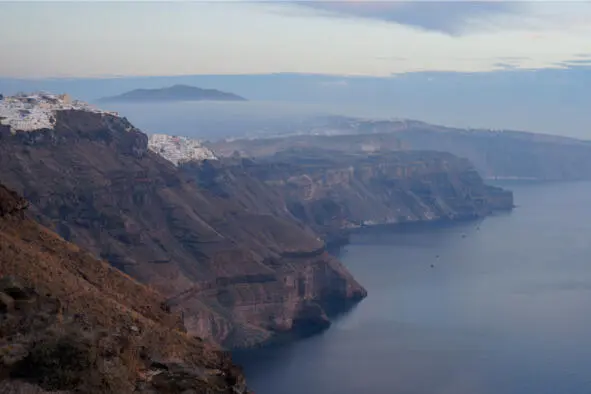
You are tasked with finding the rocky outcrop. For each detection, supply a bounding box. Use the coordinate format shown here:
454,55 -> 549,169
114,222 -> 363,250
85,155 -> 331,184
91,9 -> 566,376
0,183 -> 248,393
0,184 -> 28,217
204,149 -> 513,242
0,108 -> 366,349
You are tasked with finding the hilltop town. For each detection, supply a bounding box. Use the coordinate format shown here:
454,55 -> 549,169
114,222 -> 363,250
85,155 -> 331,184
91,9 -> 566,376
0,92 -> 118,133
148,133 -> 218,165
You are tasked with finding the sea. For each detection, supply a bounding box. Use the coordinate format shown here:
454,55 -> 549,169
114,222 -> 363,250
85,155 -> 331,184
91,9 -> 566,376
234,181 -> 591,394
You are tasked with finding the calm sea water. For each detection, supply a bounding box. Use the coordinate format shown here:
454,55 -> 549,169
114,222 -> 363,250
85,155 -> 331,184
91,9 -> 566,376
235,181 -> 591,394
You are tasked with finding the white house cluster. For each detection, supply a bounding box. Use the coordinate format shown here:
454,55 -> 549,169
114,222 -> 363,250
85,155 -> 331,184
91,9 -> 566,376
148,134 -> 218,166
0,92 -> 118,133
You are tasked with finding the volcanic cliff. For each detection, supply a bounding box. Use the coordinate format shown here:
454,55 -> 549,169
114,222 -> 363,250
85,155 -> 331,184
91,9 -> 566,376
0,182 -> 248,393
0,104 -> 366,348
183,149 -> 514,247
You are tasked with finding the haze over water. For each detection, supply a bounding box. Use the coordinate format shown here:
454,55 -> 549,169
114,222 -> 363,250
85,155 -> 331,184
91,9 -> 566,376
235,181 -> 591,394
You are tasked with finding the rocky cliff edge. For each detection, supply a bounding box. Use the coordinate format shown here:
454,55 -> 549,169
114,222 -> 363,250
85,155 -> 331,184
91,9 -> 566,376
194,149 -> 514,245
0,104 -> 366,349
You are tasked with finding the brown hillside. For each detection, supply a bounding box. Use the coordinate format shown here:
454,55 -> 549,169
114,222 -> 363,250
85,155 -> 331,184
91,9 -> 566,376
0,182 -> 247,393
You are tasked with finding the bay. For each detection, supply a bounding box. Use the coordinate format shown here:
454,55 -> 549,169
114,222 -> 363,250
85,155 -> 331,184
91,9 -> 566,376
235,181 -> 591,394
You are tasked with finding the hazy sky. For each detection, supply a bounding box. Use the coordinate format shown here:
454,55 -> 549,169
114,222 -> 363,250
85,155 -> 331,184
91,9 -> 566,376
2,1 -> 591,78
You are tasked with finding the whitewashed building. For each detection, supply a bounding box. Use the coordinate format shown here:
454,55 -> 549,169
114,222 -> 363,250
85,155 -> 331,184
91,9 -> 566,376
0,92 -> 118,133
148,134 -> 218,166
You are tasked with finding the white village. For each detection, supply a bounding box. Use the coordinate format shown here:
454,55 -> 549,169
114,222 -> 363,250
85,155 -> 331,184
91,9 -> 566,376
0,91 -> 216,166
148,134 -> 218,166
0,92 -> 118,133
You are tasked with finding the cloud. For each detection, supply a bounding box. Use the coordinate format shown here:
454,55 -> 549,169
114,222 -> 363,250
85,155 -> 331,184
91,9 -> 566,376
493,62 -> 520,70
295,1 -> 526,35
491,56 -> 531,70
375,55 -> 408,62
496,56 -> 530,62
559,58 -> 591,67
565,59 -> 591,65
3,1 -> 591,78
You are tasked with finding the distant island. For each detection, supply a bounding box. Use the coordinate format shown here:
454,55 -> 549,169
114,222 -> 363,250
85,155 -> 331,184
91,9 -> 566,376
98,84 -> 247,103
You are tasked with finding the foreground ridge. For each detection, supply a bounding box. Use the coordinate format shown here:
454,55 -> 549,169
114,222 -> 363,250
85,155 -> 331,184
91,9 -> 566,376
0,182 -> 249,393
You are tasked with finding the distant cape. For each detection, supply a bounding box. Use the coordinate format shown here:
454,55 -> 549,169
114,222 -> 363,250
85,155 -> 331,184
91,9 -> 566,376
97,84 -> 247,103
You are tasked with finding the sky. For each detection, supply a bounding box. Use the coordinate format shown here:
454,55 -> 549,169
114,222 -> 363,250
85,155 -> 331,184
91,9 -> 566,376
1,1 -> 591,77
1,1 -> 590,139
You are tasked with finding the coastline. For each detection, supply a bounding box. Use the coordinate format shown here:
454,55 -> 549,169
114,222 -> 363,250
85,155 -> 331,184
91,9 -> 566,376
324,204 -> 515,251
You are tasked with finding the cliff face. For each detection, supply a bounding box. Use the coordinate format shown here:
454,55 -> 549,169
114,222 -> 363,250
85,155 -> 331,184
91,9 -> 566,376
209,149 -> 513,242
0,182 -> 247,393
0,110 -> 365,348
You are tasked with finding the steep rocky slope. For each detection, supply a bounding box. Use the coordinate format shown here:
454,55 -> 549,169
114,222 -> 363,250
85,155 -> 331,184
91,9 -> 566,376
209,116 -> 591,181
0,183 -> 247,393
0,106 -> 365,348
189,149 -> 513,246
